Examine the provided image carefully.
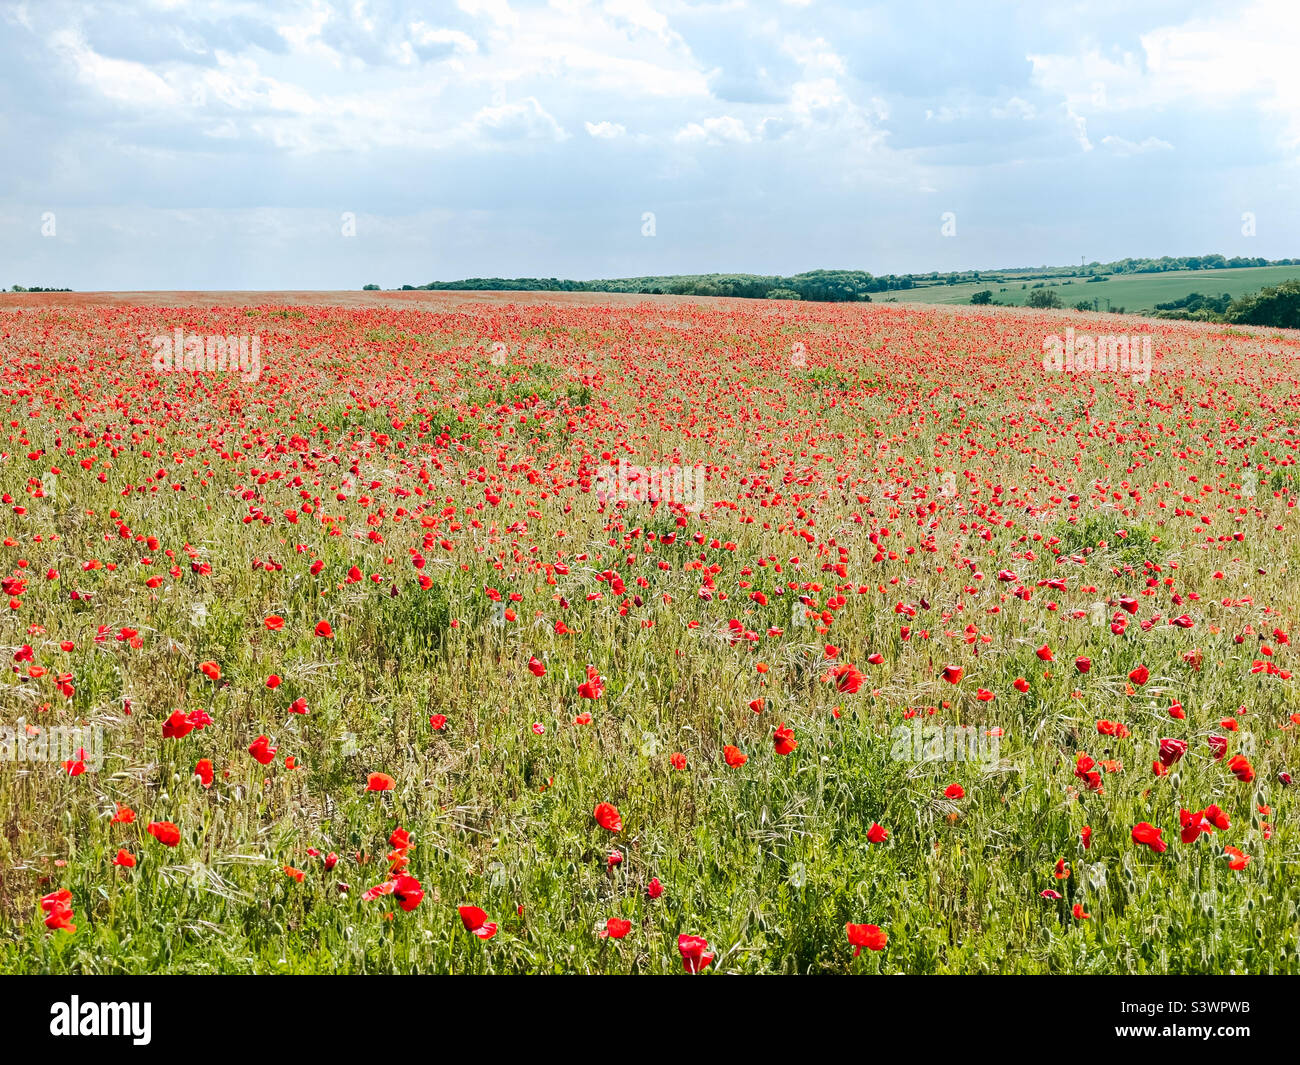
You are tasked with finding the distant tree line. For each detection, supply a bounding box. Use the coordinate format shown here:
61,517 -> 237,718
9,285 -> 72,292
398,270 -> 898,302
391,253 -> 1300,304
1098,254 -> 1297,274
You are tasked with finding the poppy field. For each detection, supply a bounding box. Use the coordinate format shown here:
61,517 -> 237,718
1,292 -> 1297,974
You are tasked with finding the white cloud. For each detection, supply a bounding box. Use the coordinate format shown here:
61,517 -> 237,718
408,23 -> 479,57
780,33 -> 846,78
992,97 -> 1035,120
675,114 -> 751,144
457,0 -> 519,29
925,105 -> 966,123
603,0 -> 681,46
1067,107 -> 1092,152
29,0 -> 716,159
7,0 -> 1300,289
49,28 -> 179,107
1101,134 -> 1173,155
466,97 -> 569,142
1029,0 -> 1300,149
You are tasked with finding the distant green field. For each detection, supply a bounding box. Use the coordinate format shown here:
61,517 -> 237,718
882,264 -> 1300,312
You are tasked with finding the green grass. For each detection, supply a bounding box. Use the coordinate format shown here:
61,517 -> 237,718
885,265 -> 1300,312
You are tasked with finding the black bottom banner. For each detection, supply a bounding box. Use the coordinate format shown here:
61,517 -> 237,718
0,973 -> 1284,1051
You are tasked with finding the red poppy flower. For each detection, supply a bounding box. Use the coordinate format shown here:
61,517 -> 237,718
723,745 -> 748,767
248,734 -> 277,765
577,665 -> 604,699
867,822 -> 888,844
1204,804 -> 1230,831
772,722 -> 797,755
314,620 -> 333,638
1074,754 -> 1103,793
828,663 -> 865,693
845,923 -> 887,955
42,892 -> 76,933
459,905 -> 498,939
162,709 -> 194,740
1131,822 -> 1167,853
392,874 -> 424,912
604,917 -> 632,939
1227,754 -> 1254,783
1180,808 -> 1212,843
593,802 -> 623,832
367,772 -> 395,791
678,933 -> 714,973
147,821 -> 180,847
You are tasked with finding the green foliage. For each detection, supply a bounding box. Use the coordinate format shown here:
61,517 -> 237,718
1026,289 -> 1063,309
1050,513 -> 1159,562
1224,279 -> 1300,329
367,581 -> 451,669
1155,292 -> 1232,315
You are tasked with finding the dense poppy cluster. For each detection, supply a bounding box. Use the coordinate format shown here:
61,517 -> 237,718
2,293 -> 1296,973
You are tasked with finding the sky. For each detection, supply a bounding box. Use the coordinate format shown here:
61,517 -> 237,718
1,0 -> 1297,290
